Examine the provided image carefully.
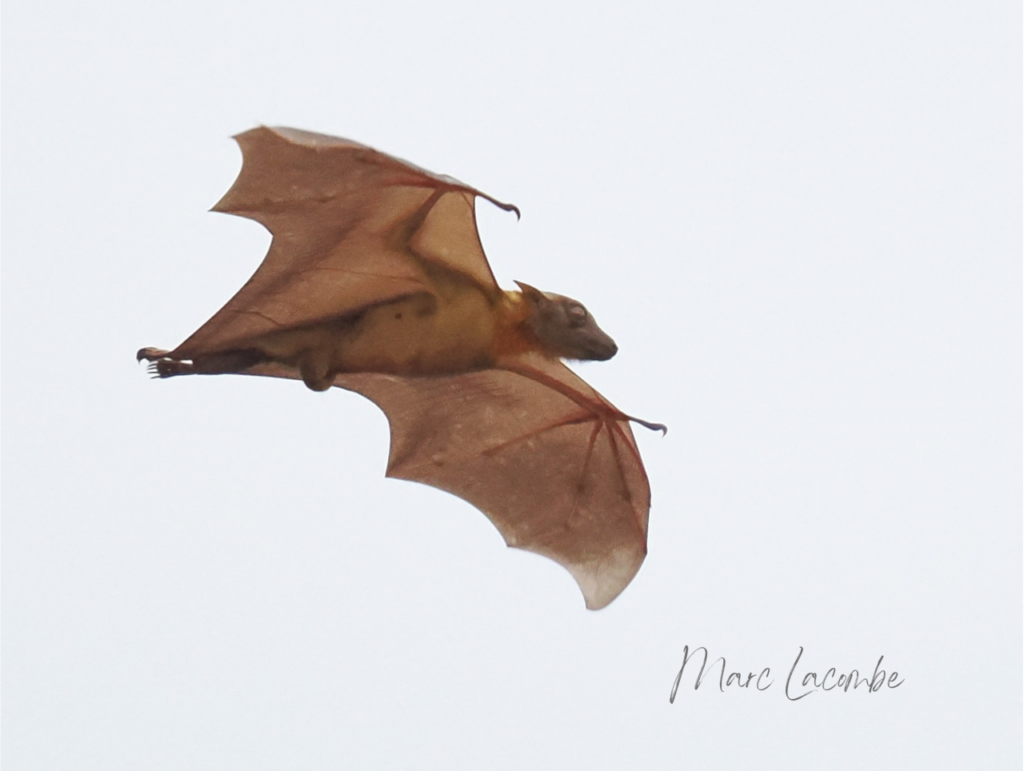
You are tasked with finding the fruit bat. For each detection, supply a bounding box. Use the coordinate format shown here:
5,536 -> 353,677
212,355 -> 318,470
138,127 -> 664,609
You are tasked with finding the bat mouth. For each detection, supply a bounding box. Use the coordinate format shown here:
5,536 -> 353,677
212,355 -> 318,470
580,332 -> 618,361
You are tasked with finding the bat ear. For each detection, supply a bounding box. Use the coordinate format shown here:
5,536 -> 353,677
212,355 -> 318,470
514,280 -> 547,305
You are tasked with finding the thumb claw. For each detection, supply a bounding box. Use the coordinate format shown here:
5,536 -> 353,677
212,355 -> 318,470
628,415 -> 667,434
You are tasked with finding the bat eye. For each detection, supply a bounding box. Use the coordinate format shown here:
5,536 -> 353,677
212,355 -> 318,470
567,304 -> 588,325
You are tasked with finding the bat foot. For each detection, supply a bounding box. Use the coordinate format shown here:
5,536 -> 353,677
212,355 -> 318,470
147,359 -> 193,379
136,347 -> 169,362
137,347 -> 192,379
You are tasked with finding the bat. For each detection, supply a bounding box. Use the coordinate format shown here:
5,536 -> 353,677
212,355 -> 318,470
138,127 -> 664,609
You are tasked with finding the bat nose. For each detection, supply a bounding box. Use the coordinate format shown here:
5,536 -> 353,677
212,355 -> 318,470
589,333 -> 618,361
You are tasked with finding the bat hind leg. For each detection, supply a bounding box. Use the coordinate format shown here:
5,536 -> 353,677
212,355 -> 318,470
298,351 -> 335,392
137,347 -> 268,379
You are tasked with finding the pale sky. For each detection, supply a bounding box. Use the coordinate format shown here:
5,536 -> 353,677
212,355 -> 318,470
4,0 -> 1021,768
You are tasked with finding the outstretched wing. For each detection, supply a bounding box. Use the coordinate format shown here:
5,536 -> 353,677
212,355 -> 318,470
167,126 -> 519,360
245,351 -> 651,610
342,354 -> 651,610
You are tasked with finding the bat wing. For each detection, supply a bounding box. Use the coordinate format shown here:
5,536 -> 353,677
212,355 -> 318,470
245,351 -> 651,610
341,354 -> 651,610
166,126 -> 519,360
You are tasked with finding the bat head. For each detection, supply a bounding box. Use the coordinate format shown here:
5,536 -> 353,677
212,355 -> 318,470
515,281 -> 618,362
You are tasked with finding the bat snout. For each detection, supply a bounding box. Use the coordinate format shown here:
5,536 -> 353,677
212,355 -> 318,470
586,332 -> 618,361
567,323 -> 617,361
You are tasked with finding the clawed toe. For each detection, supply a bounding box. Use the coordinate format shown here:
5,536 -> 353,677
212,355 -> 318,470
144,358 -> 193,379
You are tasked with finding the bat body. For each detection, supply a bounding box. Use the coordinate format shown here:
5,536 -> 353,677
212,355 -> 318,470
139,127 -> 662,609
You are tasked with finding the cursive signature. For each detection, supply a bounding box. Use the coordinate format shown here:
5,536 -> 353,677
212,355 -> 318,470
669,646 -> 904,703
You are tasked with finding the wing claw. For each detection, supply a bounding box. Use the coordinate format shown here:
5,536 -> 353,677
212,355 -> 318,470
627,415 -> 668,435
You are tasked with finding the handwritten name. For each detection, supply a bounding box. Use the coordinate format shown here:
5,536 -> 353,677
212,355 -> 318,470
669,646 -> 904,702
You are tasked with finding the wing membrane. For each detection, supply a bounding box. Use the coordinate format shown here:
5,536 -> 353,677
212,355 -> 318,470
168,127 -> 517,359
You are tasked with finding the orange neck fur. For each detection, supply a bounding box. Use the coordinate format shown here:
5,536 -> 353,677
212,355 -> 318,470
491,291 -> 550,359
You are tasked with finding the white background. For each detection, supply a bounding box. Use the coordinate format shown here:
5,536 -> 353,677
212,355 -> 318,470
4,1 -> 1021,768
